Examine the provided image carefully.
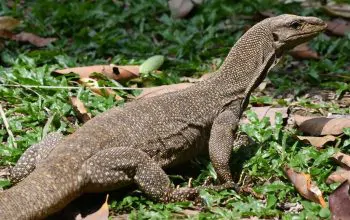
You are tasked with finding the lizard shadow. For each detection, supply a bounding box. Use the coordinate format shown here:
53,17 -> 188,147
46,142 -> 259,219
47,187 -> 136,220
230,141 -> 260,181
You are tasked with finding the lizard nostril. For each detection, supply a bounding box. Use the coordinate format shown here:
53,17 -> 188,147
272,33 -> 279,41
311,17 -> 326,26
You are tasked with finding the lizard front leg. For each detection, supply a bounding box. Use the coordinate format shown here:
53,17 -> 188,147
10,132 -> 63,183
82,147 -> 199,203
208,110 -> 240,190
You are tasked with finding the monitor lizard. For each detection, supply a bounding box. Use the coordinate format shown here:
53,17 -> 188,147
0,14 -> 326,219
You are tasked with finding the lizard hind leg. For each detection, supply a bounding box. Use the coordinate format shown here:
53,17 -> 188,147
82,147 -> 199,203
10,132 -> 64,183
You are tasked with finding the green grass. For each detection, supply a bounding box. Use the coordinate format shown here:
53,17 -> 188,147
0,0 -> 349,219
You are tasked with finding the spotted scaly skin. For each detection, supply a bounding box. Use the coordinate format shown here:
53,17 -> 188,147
0,15 -> 326,219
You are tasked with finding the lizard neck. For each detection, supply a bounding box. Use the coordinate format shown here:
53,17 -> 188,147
210,23 -> 278,105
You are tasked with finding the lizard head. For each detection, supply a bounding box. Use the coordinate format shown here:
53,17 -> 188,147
267,14 -> 327,51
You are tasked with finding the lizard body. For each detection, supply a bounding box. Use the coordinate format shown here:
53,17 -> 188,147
0,15 -> 326,219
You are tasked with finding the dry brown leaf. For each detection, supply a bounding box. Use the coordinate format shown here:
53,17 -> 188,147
180,76 -> 203,83
323,4 -> 350,19
199,72 -> 213,80
329,181 -> 350,220
78,78 -> 123,101
137,83 -> 193,100
81,195 -> 109,220
332,152 -> 350,168
0,16 -> 20,30
296,135 -> 336,149
180,209 -> 200,216
258,10 -> 276,18
290,43 -> 320,60
0,20 -> 17,51
110,214 -> 129,220
0,17 -> 56,48
284,166 -> 326,208
0,29 -> 15,39
136,73 -> 212,99
326,18 -> 350,36
294,115 -> 350,136
241,106 -> 288,126
70,97 -> 91,123
0,166 -> 10,179
240,186 -> 264,199
168,0 -> 193,18
171,209 -> 200,219
256,80 -> 268,92
168,0 -> 203,18
13,32 -> 56,47
55,65 -> 140,82
327,167 -> 350,184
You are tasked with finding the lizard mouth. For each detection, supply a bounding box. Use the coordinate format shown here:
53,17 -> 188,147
288,30 -> 325,40
288,24 -> 327,40
301,31 -> 321,37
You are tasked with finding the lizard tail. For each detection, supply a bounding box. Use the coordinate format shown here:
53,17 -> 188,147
0,166 -> 83,220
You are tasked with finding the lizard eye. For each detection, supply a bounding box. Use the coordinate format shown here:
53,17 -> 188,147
289,21 -> 302,29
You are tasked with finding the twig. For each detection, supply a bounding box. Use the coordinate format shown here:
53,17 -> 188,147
0,84 -> 145,90
320,73 -> 350,81
42,113 -> 55,137
188,177 -> 193,188
0,77 -> 43,98
0,103 -> 17,148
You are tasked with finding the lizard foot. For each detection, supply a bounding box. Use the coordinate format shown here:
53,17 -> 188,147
83,147 -> 202,204
162,187 -> 199,203
233,132 -> 255,151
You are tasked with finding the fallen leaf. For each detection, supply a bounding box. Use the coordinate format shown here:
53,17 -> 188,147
139,55 -> 164,74
258,10 -> 276,18
294,115 -> 350,136
329,181 -> 350,220
70,97 -> 91,123
199,72 -> 213,80
284,166 -> 326,208
179,209 -> 200,216
135,73 -> 213,99
296,135 -> 336,149
240,186 -> 264,199
168,0 -> 203,18
78,78 -> 123,101
80,194 -> 109,220
179,76 -> 202,83
55,65 -> 140,82
110,214 -> 129,220
0,17 -> 19,50
0,167 -> 10,179
326,18 -> 350,37
137,83 -> 193,99
323,4 -> 350,19
279,202 -> 304,213
241,106 -> 288,126
326,167 -> 350,184
0,29 -> 15,39
0,17 -> 55,48
332,152 -> 350,168
179,73 -> 213,83
329,114 -> 350,119
290,43 -> 320,60
256,80 -> 268,92
0,16 -> 20,30
172,209 -> 200,218
13,32 -> 56,47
